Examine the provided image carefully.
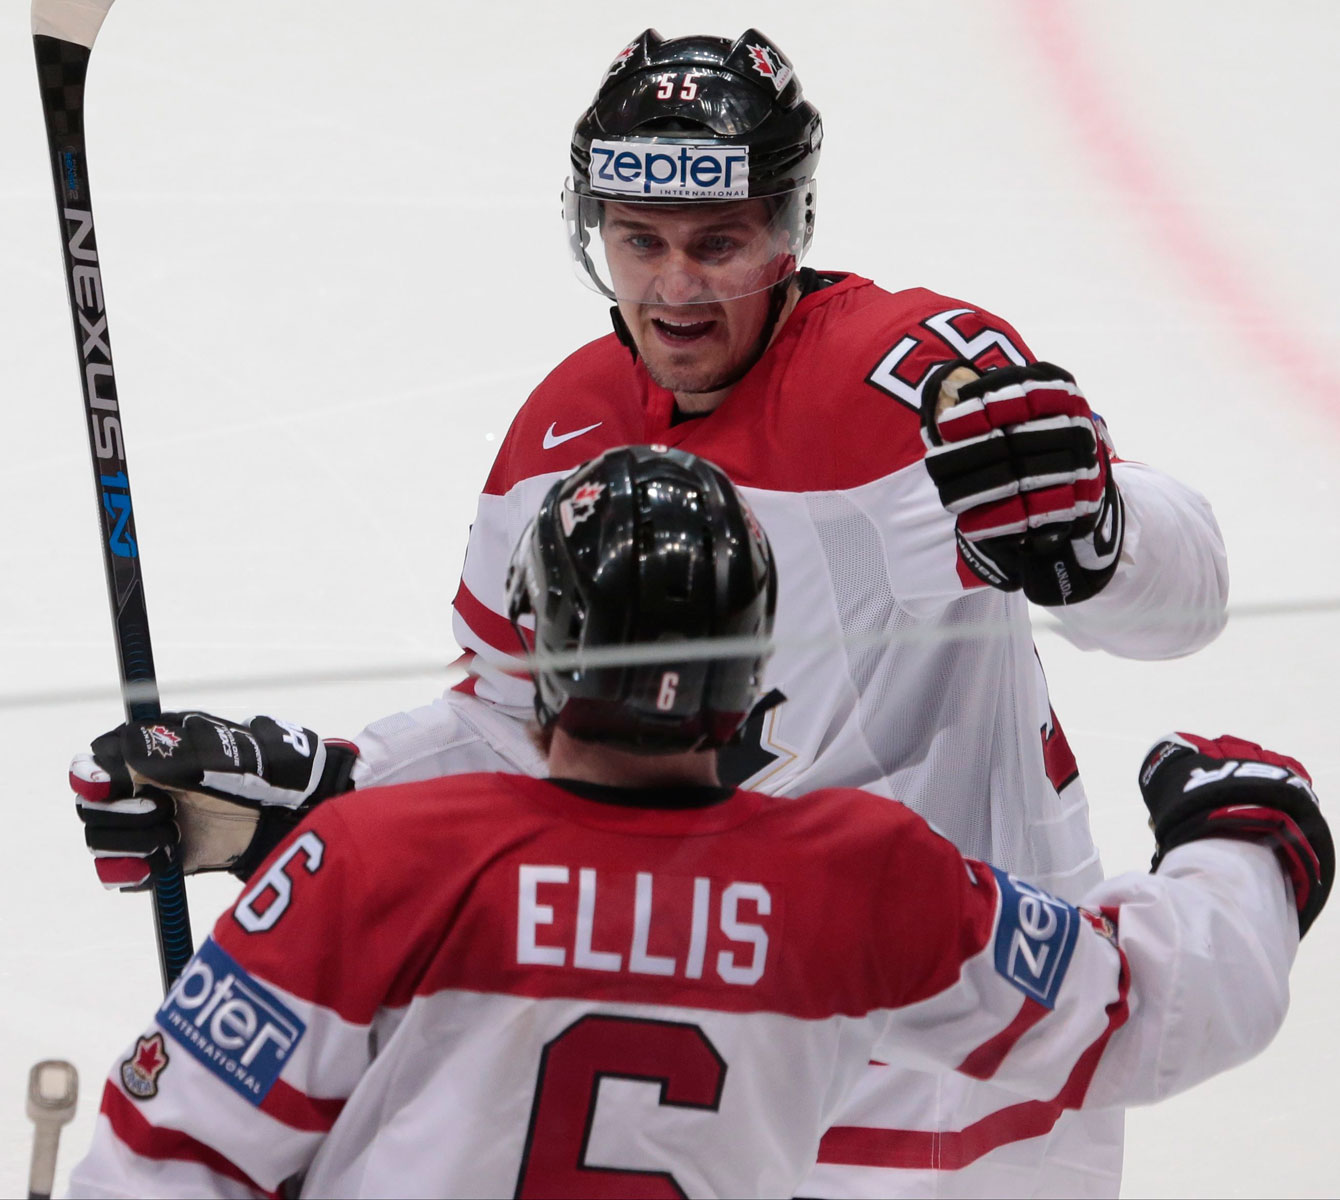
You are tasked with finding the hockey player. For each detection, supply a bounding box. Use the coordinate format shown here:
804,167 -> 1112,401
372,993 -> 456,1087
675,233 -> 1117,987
70,29 -> 1230,1197
69,448 -> 1327,1200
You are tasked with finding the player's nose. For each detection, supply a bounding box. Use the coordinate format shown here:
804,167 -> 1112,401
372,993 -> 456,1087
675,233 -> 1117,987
653,250 -> 711,306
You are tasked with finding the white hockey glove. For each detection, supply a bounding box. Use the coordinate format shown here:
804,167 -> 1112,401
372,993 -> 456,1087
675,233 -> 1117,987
922,361 -> 1124,605
69,712 -> 358,890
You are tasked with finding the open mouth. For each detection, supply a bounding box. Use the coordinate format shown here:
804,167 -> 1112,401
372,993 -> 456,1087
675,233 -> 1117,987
651,316 -> 717,343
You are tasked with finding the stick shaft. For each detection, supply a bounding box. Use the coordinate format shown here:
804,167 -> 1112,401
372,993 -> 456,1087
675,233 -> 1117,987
27,1125 -> 60,1200
33,27 -> 193,991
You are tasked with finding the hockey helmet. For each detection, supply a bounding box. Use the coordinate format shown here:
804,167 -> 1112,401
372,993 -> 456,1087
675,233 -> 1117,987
505,445 -> 777,753
565,28 -> 822,305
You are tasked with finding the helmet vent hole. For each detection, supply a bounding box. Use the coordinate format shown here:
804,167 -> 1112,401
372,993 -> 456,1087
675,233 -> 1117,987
638,116 -> 710,135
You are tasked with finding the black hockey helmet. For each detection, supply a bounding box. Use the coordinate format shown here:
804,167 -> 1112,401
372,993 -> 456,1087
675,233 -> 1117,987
505,445 -> 777,753
565,28 -> 822,304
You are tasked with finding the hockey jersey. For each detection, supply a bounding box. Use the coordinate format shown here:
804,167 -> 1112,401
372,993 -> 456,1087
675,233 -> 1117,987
69,776 -> 1294,1199
448,274 -> 1227,883
344,274 -> 1229,1195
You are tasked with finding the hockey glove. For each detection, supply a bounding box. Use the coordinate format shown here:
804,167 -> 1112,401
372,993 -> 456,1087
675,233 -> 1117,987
1138,732 -> 1333,936
922,361 -> 1124,605
69,712 -> 358,890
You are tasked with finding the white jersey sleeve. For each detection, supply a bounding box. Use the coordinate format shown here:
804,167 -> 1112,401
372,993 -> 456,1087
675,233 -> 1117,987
1081,839 -> 1296,1107
452,469 -> 561,711
1053,461 -> 1229,660
349,689 -> 543,789
863,838 -> 1293,1116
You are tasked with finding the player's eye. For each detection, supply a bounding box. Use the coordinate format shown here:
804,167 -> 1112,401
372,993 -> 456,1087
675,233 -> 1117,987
624,233 -> 663,253
694,235 -> 739,261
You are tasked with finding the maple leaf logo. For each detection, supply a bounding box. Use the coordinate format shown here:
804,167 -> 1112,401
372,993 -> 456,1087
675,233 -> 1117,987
144,724 -> 181,758
559,481 -> 606,536
135,1037 -> 166,1075
746,44 -> 793,93
120,1033 -> 170,1100
1081,908 -> 1118,943
603,42 -> 637,83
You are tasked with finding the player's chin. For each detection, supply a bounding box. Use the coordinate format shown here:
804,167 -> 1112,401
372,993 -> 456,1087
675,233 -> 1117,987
642,350 -> 735,396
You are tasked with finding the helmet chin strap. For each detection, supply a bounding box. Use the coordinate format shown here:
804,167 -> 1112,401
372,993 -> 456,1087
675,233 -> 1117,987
610,304 -> 639,357
608,274 -> 798,396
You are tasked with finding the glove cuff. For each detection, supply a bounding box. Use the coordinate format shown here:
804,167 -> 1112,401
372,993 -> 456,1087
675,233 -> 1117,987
1016,472 -> 1124,606
318,741 -> 359,799
230,806 -> 304,881
228,741 -> 358,882
955,529 -> 1021,591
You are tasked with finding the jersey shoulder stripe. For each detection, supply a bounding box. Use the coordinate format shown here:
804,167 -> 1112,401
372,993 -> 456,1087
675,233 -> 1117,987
454,577 -> 525,658
100,1081 -> 270,1194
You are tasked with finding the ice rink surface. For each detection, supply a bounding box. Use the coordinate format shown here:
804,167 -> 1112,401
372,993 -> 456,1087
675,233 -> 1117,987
2,1 -> 1337,1194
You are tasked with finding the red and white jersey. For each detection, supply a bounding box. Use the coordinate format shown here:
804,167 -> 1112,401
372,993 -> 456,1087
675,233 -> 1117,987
70,777 -> 1294,1200
340,273 -> 1228,1195
448,274 -> 1227,893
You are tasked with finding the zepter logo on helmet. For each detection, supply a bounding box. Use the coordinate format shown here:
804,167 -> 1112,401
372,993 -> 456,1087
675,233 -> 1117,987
505,446 -> 777,754
564,28 -> 822,306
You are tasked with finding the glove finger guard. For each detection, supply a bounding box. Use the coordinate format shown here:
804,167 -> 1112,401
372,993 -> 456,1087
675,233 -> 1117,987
73,776 -> 179,893
922,361 -> 1123,605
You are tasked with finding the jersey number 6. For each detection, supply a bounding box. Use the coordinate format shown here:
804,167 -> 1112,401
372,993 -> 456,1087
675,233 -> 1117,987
514,1014 -> 726,1199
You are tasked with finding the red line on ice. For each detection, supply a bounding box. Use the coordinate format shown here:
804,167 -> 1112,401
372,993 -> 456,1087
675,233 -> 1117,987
1015,0 -> 1339,428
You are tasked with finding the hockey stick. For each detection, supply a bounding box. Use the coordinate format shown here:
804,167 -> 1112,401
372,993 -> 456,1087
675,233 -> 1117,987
33,0 -> 194,991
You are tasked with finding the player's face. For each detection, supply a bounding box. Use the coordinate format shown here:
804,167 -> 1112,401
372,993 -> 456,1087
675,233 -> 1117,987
603,201 -> 791,404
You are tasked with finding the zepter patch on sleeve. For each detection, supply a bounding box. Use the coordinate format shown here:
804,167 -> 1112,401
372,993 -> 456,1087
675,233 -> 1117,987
156,938 -> 307,1105
989,868 -> 1081,1009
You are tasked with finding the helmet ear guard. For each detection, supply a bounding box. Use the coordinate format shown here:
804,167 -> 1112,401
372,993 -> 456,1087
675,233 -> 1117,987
563,190 -> 616,302
505,446 -> 777,754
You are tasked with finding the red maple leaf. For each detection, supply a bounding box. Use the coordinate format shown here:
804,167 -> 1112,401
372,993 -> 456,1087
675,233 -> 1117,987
133,1036 -> 166,1076
749,45 -> 776,77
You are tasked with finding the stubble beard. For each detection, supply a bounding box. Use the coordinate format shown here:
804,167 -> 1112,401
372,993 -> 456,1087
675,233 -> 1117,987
642,352 -> 734,398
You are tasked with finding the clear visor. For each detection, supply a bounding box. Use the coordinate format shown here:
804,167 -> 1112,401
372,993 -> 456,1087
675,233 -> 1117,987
564,181 -> 814,306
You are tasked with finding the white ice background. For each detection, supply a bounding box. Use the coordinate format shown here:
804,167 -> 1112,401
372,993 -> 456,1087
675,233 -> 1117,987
1,2 -> 1337,1195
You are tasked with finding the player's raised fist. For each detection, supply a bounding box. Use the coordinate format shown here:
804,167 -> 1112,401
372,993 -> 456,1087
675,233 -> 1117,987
69,712 -> 358,890
922,361 -> 1124,605
1138,732 -> 1333,936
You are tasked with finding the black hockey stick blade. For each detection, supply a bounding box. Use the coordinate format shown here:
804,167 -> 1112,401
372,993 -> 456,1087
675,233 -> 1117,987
33,0 -> 194,992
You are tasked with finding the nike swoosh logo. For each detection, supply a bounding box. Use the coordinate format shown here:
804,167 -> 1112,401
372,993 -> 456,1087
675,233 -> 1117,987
543,421 -> 603,450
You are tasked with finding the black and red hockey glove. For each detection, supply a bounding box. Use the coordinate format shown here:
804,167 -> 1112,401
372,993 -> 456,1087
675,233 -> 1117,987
922,362 -> 1123,605
70,711 -> 358,890
1138,732 -> 1333,937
